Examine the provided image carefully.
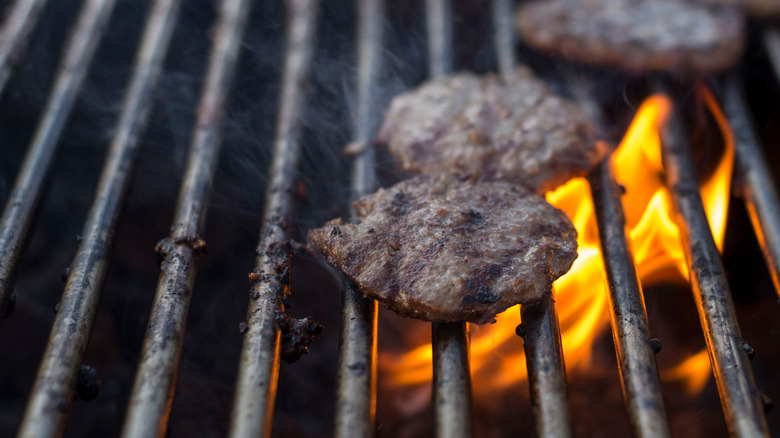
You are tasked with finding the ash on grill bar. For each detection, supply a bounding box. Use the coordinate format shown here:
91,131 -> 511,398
0,0 -> 779,437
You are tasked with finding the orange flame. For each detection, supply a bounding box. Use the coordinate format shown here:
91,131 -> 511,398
381,87 -> 733,396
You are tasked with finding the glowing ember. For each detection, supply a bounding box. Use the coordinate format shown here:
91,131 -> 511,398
381,87 -> 734,396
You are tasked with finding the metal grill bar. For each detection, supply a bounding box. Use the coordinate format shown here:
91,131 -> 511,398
493,2 -> 573,436
336,281 -> 379,437
0,0 -> 47,96
519,295 -> 572,438
19,0 -> 183,433
762,29 -> 780,87
661,101 -> 770,438
570,92 -> 673,438
0,0 -> 116,328
334,0 -> 383,436
13,1 -> 126,435
119,0 -> 246,436
432,322 -> 474,438
229,1 -> 318,436
723,75 -> 780,298
492,0 -> 514,79
589,160 -> 671,438
425,1 -> 474,436
426,0 -> 453,79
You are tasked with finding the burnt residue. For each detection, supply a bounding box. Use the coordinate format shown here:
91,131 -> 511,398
515,322 -> 527,338
275,310 -> 324,364
474,290 -> 499,304
60,266 -> 71,282
76,364 -> 102,402
154,238 -> 176,267
390,191 -> 408,216
743,341 -> 756,360
465,209 -> 484,223
461,283 -> 499,305
248,272 -> 272,283
260,238 -> 292,258
649,338 -> 663,354
173,234 -> 208,253
762,393 -> 775,413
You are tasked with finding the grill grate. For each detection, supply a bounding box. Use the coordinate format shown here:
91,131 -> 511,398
725,73 -> 780,298
122,0 -> 242,435
0,0 -> 116,327
424,1 -> 476,437
230,0 -> 318,436
0,0 -> 46,107
660,88 -> 770,436
333,0 -> 381,436
5,0 -> 120,435
0,0 -> 778,437
492,1 -> 573,436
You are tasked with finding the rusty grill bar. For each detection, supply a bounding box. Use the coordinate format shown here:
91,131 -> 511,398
17,0 -> 180,434
589,157 -> 672,438
333,0 -> 382,436
12,0 -> 125,435
425,1 -> 475,436
121,0 -> 245,435
1,0 -> 779,436
518,295 -> 572,438
572,91 -> 672,438
661,92 -> 771,437
0,0 -> 116,328
0,0 -> 47,97
230,1 -> 319,436
492,0 -> 574,436
492,0 -> 515,79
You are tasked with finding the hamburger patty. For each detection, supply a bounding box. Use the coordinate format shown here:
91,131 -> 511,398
515,0 -> 745,73
696,0 -> 780,18
376,67 -> 605,194
307,174 -> 578,324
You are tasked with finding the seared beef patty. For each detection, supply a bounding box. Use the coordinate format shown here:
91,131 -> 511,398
516,0 -> 745,73
307,174 -> 578,324
376,67 -> 604,194
696,0 -> 780,18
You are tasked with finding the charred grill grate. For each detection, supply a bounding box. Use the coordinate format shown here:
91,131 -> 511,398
0,0 -> 778,437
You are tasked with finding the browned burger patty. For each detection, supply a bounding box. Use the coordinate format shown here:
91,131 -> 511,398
376,67 -> 604,194
697,0 -> 780,18
307,174 -> 578,324
515,0 -> 745,73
